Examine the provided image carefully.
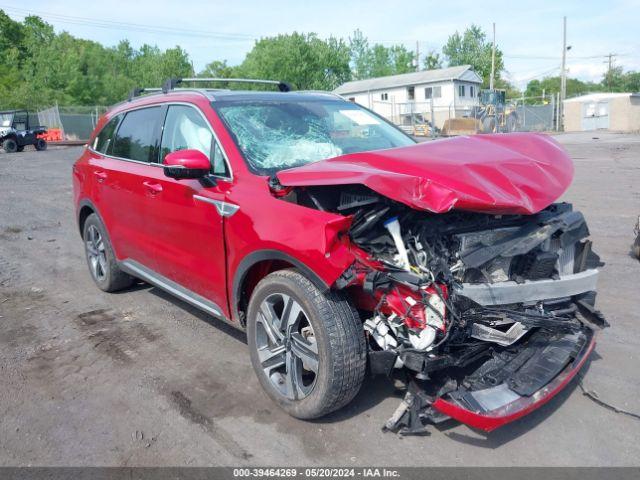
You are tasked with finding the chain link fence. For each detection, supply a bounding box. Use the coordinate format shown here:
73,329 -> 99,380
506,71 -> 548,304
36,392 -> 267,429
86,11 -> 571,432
371,99 -> 477,136
509,94 -> 559,132
35,105 -> 108,141
36,95 -> 560,141
370,94 -> 560,137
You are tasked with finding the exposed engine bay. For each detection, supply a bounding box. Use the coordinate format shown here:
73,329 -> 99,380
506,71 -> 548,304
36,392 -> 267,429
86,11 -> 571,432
273,181 -> 609,434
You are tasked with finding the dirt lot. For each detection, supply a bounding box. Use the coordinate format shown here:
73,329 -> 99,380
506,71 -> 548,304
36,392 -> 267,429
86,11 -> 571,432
1,132 -> 639,466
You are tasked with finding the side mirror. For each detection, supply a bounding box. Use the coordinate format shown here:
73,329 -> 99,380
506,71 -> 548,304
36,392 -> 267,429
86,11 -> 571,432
163,149 -> 210,179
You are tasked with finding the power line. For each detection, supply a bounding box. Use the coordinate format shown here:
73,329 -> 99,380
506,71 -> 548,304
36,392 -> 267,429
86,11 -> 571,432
0,5 -> 256,42
504,53 -> 630,60
3,5 -> 636,60
516,65 -> 561,84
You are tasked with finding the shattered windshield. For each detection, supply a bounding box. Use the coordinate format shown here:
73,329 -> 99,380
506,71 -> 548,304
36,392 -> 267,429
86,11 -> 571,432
214,99 -> 415,174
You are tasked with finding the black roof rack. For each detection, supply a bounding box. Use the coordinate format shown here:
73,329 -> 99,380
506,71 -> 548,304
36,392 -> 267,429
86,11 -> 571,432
126,77 -> 292,102
162,77 -> 292,93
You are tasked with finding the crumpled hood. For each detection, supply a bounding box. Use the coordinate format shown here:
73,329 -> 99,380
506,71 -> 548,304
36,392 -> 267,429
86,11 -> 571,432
276,133 -> 574,214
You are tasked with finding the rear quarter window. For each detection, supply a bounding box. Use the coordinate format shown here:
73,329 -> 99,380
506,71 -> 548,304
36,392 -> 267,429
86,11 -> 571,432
92,115 -> 122,154
111,107 -> 162,162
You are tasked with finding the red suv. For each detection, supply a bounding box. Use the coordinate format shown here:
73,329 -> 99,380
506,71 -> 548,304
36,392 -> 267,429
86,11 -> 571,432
73,78 -> 607,434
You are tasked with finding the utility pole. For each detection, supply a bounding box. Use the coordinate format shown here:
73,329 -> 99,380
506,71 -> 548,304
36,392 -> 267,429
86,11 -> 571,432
490,22 -> 496,90
415,41 -> 420,71
604,53 -> 617,91
560,16 -> 567,131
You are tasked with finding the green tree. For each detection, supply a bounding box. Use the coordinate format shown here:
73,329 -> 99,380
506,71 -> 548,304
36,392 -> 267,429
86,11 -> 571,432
368,44 -> 394,77
621,71 -> 640,92
237,32 -> 351,90
347,30 -> 415,80
442,24 -> 503,87
130,44 -> 192,88
199,60 -> 235,78
0,11 -> 25,105
195,60 -> 238,89
0,10 -> 194,108
524,76 -> 599,100
388,45 -> 415,75
423,50 -> 442,70
348,29 -> 371,80
494,77 -> 520,99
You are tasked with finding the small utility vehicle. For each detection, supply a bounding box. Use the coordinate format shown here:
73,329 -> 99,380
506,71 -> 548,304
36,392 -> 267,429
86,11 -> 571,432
0,110 -> 47,153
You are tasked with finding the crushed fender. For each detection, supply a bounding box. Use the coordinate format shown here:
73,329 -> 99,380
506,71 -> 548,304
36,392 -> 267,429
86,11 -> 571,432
272,136 -> 607,433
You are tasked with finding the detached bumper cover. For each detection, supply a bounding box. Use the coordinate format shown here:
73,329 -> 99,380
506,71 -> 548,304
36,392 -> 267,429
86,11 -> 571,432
431,331 -> 596,432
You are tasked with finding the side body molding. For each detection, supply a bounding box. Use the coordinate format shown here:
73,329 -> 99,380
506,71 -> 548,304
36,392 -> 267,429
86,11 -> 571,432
120,259 -> 239,328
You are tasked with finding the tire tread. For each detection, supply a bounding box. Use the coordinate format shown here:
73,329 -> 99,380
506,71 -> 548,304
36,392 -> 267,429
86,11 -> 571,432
83,213 -> 134,292
249,269 -> 366,418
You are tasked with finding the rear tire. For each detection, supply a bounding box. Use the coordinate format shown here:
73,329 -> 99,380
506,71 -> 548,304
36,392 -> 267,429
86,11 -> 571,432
2,138 -> 17,153
35,138 -> 47,151
247,269 -> 366,419
82,213 -> 134,292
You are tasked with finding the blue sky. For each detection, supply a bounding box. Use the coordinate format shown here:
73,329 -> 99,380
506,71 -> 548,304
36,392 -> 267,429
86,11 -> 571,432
2,0 -> 639,89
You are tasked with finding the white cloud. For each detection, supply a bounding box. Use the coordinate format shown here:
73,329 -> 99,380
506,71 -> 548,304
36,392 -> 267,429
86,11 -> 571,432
565,63 -> 607,83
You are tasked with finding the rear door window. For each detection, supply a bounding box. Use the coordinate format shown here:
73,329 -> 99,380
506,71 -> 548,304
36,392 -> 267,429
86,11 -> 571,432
112,107 -> 162,162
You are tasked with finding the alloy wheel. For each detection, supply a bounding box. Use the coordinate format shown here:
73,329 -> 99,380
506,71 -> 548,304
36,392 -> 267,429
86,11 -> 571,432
85,225 -> 107,282
255,293 -> 319,400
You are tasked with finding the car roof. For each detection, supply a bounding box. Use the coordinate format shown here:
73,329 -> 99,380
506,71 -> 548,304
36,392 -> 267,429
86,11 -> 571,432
205,90 -> 343,102
114,89 -> 344,111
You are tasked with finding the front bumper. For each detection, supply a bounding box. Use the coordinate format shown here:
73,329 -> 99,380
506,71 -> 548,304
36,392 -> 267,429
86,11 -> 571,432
431,330 -> 596,432
456,269 -> 599,306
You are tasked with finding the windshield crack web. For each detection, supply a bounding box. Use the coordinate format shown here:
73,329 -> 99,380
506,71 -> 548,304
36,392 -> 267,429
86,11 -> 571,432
216,100 -> 414,174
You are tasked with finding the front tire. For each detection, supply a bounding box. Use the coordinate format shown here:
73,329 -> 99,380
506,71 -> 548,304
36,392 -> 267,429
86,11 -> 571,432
82,213 -> 134,292
2,138 -> 17,153
247,269 -> 366,419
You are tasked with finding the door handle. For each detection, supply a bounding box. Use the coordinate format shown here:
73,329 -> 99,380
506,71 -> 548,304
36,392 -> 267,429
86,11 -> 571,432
143,181 -> 163,194
94,171 -> 107,182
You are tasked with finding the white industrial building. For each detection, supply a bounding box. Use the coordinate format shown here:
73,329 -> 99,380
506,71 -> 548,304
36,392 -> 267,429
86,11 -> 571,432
563,92 -> 640,132
333,65 -> 483,128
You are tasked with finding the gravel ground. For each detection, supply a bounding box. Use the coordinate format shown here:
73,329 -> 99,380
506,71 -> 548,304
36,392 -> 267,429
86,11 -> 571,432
1,132 -> 639,466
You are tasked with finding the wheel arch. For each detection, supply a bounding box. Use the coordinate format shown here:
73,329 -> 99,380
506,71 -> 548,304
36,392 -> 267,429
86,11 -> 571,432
77,199 -> 108,239
1,134 -> 18,147
232,250 -> 330,326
